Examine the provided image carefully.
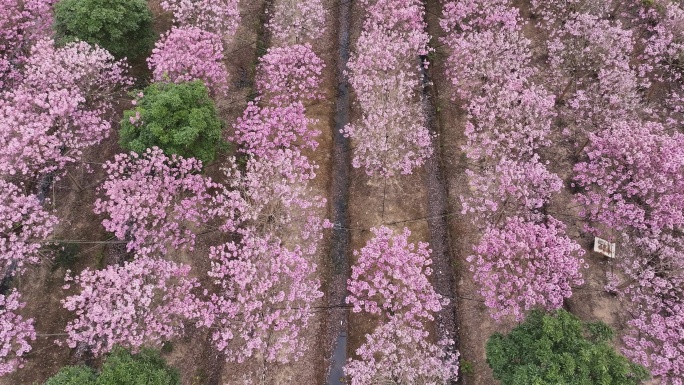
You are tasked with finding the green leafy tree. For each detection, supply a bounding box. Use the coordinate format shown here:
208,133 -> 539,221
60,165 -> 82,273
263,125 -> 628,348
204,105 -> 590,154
44,366 -> 96,385
120,81 -> 224,164
54,0 -> 156,59
486,309 -> 649,385
44,348 -> 179,385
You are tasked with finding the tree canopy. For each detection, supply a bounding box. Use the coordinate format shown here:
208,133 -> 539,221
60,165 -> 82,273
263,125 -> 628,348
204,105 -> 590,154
486,309 -> 649,385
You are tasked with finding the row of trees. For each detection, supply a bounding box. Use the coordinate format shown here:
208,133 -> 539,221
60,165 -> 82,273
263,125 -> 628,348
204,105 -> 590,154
210,1 -> 329,379
343,0 -> 433,176
59,1 -> 332,383
528,1 -> 684,383
440,0 -> 586,322
0,0 -> 139,374
341,1 -> 460,384
57,0 -> 238,364
344,227 -> 459,384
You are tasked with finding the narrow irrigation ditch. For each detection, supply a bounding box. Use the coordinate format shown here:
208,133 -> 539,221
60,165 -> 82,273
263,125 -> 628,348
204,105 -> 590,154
420,1 -> 462,383
420,59 -> 463,384
324,0 -> 353,383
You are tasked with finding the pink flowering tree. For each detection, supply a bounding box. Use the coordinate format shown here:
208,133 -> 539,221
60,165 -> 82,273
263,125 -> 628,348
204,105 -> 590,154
344,319 -> 459,385
441,28 -> 533,101
605,233 -> 684,385
159,0 -> 239,38
345,227 -> 459,384
573,120 -> 684,233
529,0 -> 614,27
61,257 -> 203,357
547,13 -> 634,94
347,226 -> 446,327
0,289 -> 35,376
221,149 -> 326,242
440,0 -> 519,33
0,39 -> 130,178
255,44 -> 325,103
0,0 -> 53,89
467,217 -> 586,321
148,26 -> 229,96
94,147 -> 217,257
206,231 -> 322,370
0,180 -> 57,278
344,0 -> 433,176
266,0 -> 326,44
639,2 -> 684,125
232,101 -> 319,157
463,85 -> 555,161
461,155 -> 562,224
641,3 -> 684,83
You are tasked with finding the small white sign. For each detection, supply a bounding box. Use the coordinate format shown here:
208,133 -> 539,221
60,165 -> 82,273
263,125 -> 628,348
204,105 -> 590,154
594,237 -> 616,258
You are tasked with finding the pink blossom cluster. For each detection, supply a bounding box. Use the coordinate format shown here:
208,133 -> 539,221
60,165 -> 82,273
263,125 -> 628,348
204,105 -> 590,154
574,120 -> 684,233
529,0 -> 614,28
159,0 -> 239,37
535,6 -> 645,135
201,0 -> 330,368
441,2 -> 531,101
255,44 -> 325,103
148,26 -> 229,96
605,233 -> 684,384
343,0 -> 433,176
94,147 -> 217,257
266,0 -> 326,44
205,154 -> 328,364
0,39 -> 130,178
232,101 -> 319,158
220,149 -> 325,239
205,231 -> 322,364
62,257 -> 202,357
344,227 -> 459,383
441,0 -> 584,320
66,149 -> 221,358
344,319 -> 459,385
440,0 -> 519,33
462,85 -> 555,161
546,12 -> 637,104
0,0 -> 53,89
0,180 -> 57,278
637,1 -> 684,126
347,227 -> 446,326
0,290 -> 35,376
461,155 -> 562,222
468,217 -> 586,321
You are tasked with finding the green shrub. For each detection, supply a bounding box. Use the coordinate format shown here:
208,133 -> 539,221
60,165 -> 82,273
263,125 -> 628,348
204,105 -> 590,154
44,366 -> 96,385
96,347 -> 180,385
486,309 -> 649,385
120,81 -> 224,164
54,0 -> 156,59
44,348 -> 179,385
